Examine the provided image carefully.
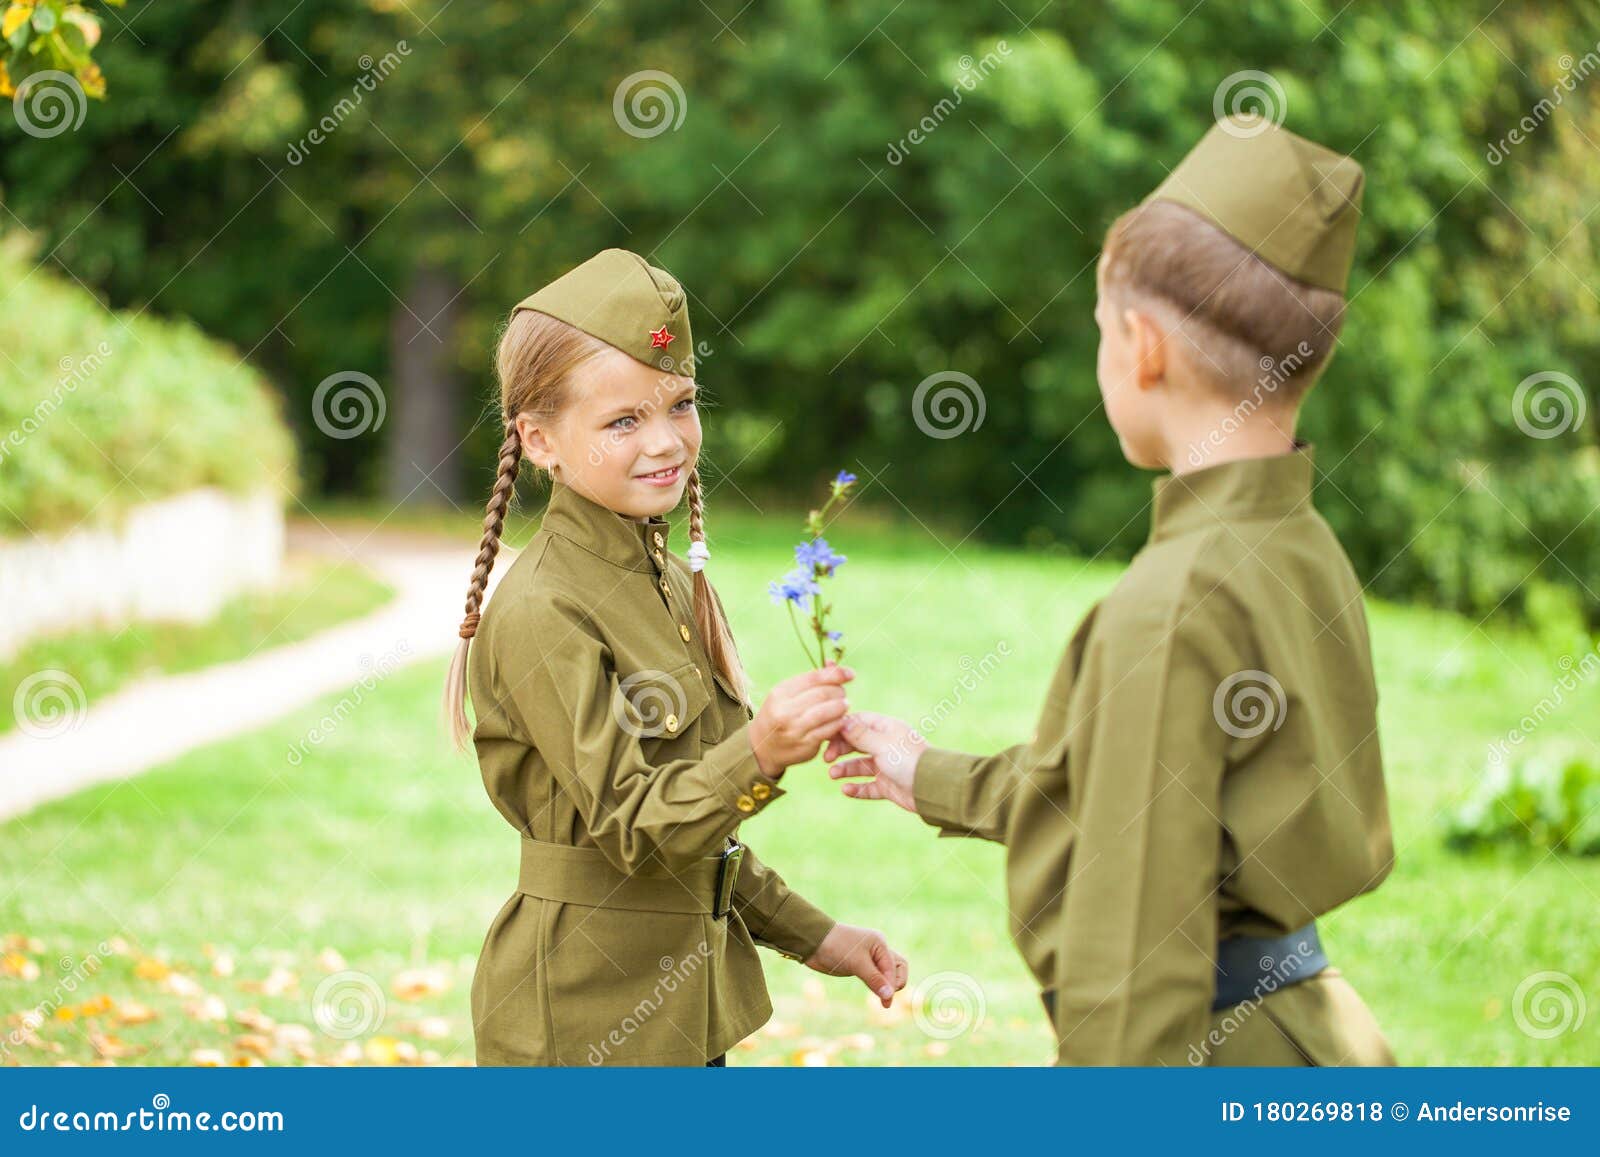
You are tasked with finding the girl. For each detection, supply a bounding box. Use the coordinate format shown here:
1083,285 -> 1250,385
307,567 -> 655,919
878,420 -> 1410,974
442,248 -> 907,1066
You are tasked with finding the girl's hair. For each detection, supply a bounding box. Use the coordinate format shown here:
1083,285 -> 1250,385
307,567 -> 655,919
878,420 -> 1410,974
442,307 -> 750,751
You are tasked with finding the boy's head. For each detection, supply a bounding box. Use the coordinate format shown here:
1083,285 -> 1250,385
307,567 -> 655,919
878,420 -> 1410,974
1094,113 -> 1364,471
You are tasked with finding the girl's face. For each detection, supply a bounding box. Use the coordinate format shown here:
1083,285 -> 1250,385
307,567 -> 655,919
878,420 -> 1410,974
519,347 -> 702,520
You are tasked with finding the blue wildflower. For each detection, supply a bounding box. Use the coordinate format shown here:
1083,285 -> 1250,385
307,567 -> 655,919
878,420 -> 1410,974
834,470 -> 858,488
826,630 -> 843,642
767,567 -> 821,608
795,537 -> 847,575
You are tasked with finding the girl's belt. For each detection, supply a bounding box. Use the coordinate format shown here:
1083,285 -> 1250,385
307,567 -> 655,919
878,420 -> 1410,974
517,837 -> 744,917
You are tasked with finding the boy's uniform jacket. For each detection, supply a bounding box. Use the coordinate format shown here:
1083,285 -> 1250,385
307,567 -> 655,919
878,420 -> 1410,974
915,446 -> 1396,1065
468,481 -> 835,1065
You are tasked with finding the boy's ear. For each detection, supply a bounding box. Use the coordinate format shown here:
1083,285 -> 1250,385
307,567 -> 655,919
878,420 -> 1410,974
515,414 -> 559,471
1123,307 -> 1168,391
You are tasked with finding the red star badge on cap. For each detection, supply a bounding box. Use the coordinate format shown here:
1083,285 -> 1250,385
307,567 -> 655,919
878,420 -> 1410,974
648,325 -> 675,350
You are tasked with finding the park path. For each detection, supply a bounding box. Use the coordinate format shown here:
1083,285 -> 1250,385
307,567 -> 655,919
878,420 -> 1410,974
0,519 -> 512,822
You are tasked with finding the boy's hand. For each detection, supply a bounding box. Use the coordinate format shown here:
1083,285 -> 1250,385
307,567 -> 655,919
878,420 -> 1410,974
749,662 -> 854,778
824,711 -> 926,814
803,923 -> 908,1008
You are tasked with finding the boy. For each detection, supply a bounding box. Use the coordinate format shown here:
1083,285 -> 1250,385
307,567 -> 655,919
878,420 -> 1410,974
827,112 -> 1396,1066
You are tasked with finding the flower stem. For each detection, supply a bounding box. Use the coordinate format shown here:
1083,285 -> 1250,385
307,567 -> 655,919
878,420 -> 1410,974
787,601 -> 817,668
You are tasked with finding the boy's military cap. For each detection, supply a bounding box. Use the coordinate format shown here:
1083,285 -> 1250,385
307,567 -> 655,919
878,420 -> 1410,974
515,248 -> 695,376
1145,113 -> 1364,294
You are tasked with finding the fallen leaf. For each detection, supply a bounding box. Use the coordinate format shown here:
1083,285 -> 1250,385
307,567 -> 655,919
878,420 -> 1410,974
184,995 -> 228,1023
234,1033 -> 275,1057
2,953 -> 40,981
114,1002 -> 157,1027
274,1023 -> 313,1048
391,967 -> 450,1001
234,1008 -> 275,1033
161,973 -> 202,998
189,1048 -> 225,1066
87,1031 -> 139,1059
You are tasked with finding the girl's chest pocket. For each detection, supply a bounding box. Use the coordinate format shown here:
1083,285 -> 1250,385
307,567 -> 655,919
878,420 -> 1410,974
614,661 -> 727,752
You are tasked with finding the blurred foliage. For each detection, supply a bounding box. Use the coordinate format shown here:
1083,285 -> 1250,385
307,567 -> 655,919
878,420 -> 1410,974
0,236 -> 297,534
0,0 -> 1596,623
1,1 -> 120,99
1446,744 -> 1600,856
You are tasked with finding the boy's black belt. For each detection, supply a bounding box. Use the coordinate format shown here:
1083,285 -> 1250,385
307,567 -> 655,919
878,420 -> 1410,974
1039,922 -> 1328,1020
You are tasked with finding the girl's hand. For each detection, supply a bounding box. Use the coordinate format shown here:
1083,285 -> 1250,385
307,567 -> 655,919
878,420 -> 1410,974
803,923 -> 908,1008
748,662 -> 854,778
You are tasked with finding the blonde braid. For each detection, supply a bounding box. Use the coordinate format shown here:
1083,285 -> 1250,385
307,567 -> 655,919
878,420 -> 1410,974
685,466 -> 750,704
442,421 -> 522,750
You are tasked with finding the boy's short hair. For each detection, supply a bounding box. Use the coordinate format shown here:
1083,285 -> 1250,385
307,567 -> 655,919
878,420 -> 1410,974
1098,198 -> 1348,403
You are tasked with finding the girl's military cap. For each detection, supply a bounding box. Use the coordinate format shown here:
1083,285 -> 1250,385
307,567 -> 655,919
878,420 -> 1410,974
514,248 -> 695,376
1145,113 -> 1364,295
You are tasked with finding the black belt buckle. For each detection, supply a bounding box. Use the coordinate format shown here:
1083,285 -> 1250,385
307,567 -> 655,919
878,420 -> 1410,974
713,840 -> 744,918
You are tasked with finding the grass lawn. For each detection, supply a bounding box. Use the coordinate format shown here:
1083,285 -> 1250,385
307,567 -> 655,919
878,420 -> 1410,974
2,499 -> 1597,1066
1,556 -> 394,736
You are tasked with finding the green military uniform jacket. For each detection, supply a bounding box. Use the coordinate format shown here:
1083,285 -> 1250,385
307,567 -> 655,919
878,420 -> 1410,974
914,445 -> 1396,1065
466,481 -> 836,1066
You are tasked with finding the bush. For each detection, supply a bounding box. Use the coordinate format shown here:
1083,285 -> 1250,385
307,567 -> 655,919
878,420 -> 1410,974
0,234 -> 297,536
1445,746 -> 1600,856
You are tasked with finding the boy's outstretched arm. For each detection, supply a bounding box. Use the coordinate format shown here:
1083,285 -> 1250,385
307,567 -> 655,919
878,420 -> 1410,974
824,712 -> 1026,843
1051,589 -> 1242,1066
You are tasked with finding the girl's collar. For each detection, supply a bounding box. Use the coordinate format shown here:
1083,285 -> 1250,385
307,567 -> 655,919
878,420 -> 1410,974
540,481 -> 671,573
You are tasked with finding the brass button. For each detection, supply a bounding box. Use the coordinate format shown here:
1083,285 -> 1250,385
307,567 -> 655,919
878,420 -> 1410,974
653,548 -> 665,567
734,794 -> 755,813
679,623 -> 691,642
652,531 -> 664,547
751,781 -> 771,801
664,713 -> 679,734
659,578 -> 671,599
